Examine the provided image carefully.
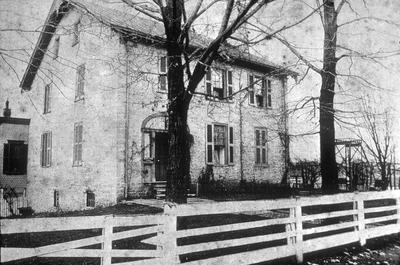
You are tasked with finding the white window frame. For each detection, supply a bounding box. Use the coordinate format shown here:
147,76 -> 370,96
41,131 -> 52,167
73,122 -> 83,166
255,128 -> 268,166
249,73 -> 272,109
206,123 -> 234,165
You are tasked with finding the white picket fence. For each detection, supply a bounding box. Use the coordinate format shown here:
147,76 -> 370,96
1,190 -> 400,264
0,188 -> 28,217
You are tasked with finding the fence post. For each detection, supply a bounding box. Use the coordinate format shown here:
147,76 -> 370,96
164,203 -> 179,264
354,193 -> 366,246
101,215 -> 113,265
286,205 -> 296,245
294,197 -> 303,263
396,196 -> 400,227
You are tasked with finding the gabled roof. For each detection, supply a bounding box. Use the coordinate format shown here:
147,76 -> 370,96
20,0 -> 296,90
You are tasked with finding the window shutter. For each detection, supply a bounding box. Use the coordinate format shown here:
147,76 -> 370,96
227,70 -> 233,100
229,126 -> 234,164
78,124 -> 83,162
255,129 -> 260,164
205,69 -> 212,96
44,84 -> 51,113
53,36 -> 60,59
248,74 -> 254,104
47,132 -> 52,167
222,70 -> 227,98
159,56 -> 167,91
3,143 -> 9,173
21,144 -> 28,174
40,134 -> 44,167
261,130 -> 266,164
206,124 -> 213,164
267,79 -> 272,108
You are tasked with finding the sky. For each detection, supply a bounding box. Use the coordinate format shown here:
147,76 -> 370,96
1,0 -> 400,162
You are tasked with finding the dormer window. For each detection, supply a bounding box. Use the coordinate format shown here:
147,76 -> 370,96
205,68 -> 233,100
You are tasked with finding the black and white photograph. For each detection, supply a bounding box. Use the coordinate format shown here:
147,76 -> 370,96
1,0 -> 400,264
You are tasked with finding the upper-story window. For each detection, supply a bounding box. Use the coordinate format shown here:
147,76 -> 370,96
44,84 -> 51,114
248,74 -> 272,108
205,68 -> 233,100
159,56 -> 168,91
53,36 -> 60,59
72,20 -> 80,46
75,64 -> 85,101
206,124 -> 234,165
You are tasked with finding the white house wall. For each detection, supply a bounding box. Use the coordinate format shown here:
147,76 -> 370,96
24,9 -> 126,212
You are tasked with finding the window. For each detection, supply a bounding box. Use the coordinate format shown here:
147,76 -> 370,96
205,68 -> 233,100
248,74 -> 272,108
206,124 -> 234,165
75,64 -> 85,100
159,56 -> 168,91
86,191 -> 95,207
44,84 -> 51,114
3,141 -> 28,175
54,190 -> 59,207
72,20 -> 80,46
255,128 -> 267,165
53,36 -> 60,59
41,132 -> 52,167
73,122 -> 83,166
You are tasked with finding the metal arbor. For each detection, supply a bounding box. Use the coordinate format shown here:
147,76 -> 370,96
335,138 -> 367,191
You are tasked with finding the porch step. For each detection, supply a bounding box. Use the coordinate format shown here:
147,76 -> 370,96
154,181 -> 166,200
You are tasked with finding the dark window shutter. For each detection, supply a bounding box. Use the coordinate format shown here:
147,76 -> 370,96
206,124 -> 213,164
3,143 -> 9,173
249,74 -> 254,104
229,126 -> 234,164
206,69 -> 212,96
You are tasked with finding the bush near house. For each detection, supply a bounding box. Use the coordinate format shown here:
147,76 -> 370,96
197,165 -> 292,200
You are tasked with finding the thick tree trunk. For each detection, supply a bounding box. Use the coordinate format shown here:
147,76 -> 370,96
164,0 -> 190,203
320,0 -> 338,193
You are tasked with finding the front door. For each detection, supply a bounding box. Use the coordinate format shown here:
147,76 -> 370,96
154,132 -> 168,181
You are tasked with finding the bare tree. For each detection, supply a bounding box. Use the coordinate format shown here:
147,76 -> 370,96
120,0 -> 283,203
357,100 -> 394,190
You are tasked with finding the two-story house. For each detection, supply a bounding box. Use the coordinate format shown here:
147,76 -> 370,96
19,0 -> 295,212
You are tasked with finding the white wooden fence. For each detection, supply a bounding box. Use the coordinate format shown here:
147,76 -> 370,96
1,190 -> 400,264
0,188 -> 28,217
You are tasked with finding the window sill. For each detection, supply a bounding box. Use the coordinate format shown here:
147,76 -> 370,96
209,164 -> 235,167
157,90 -> 168,94
205,96 -> 234,103
254,164 -> 269,168
143,159 -> 154,164
73,162 -> 83,167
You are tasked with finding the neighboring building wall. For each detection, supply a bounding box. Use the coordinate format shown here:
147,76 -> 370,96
0,122 -> 29,193
24,9 -> 126,212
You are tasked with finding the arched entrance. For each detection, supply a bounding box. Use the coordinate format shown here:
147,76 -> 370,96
141,112 -> 168,183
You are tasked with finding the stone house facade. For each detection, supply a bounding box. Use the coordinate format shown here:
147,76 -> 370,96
19,0 -> 294,212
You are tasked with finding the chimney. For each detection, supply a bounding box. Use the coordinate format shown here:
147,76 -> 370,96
3,99 -> 11,118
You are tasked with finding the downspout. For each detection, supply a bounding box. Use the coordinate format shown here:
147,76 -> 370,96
124,40 -> 130,198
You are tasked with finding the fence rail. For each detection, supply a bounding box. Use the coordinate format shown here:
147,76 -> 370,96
1,190 -> 400,264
